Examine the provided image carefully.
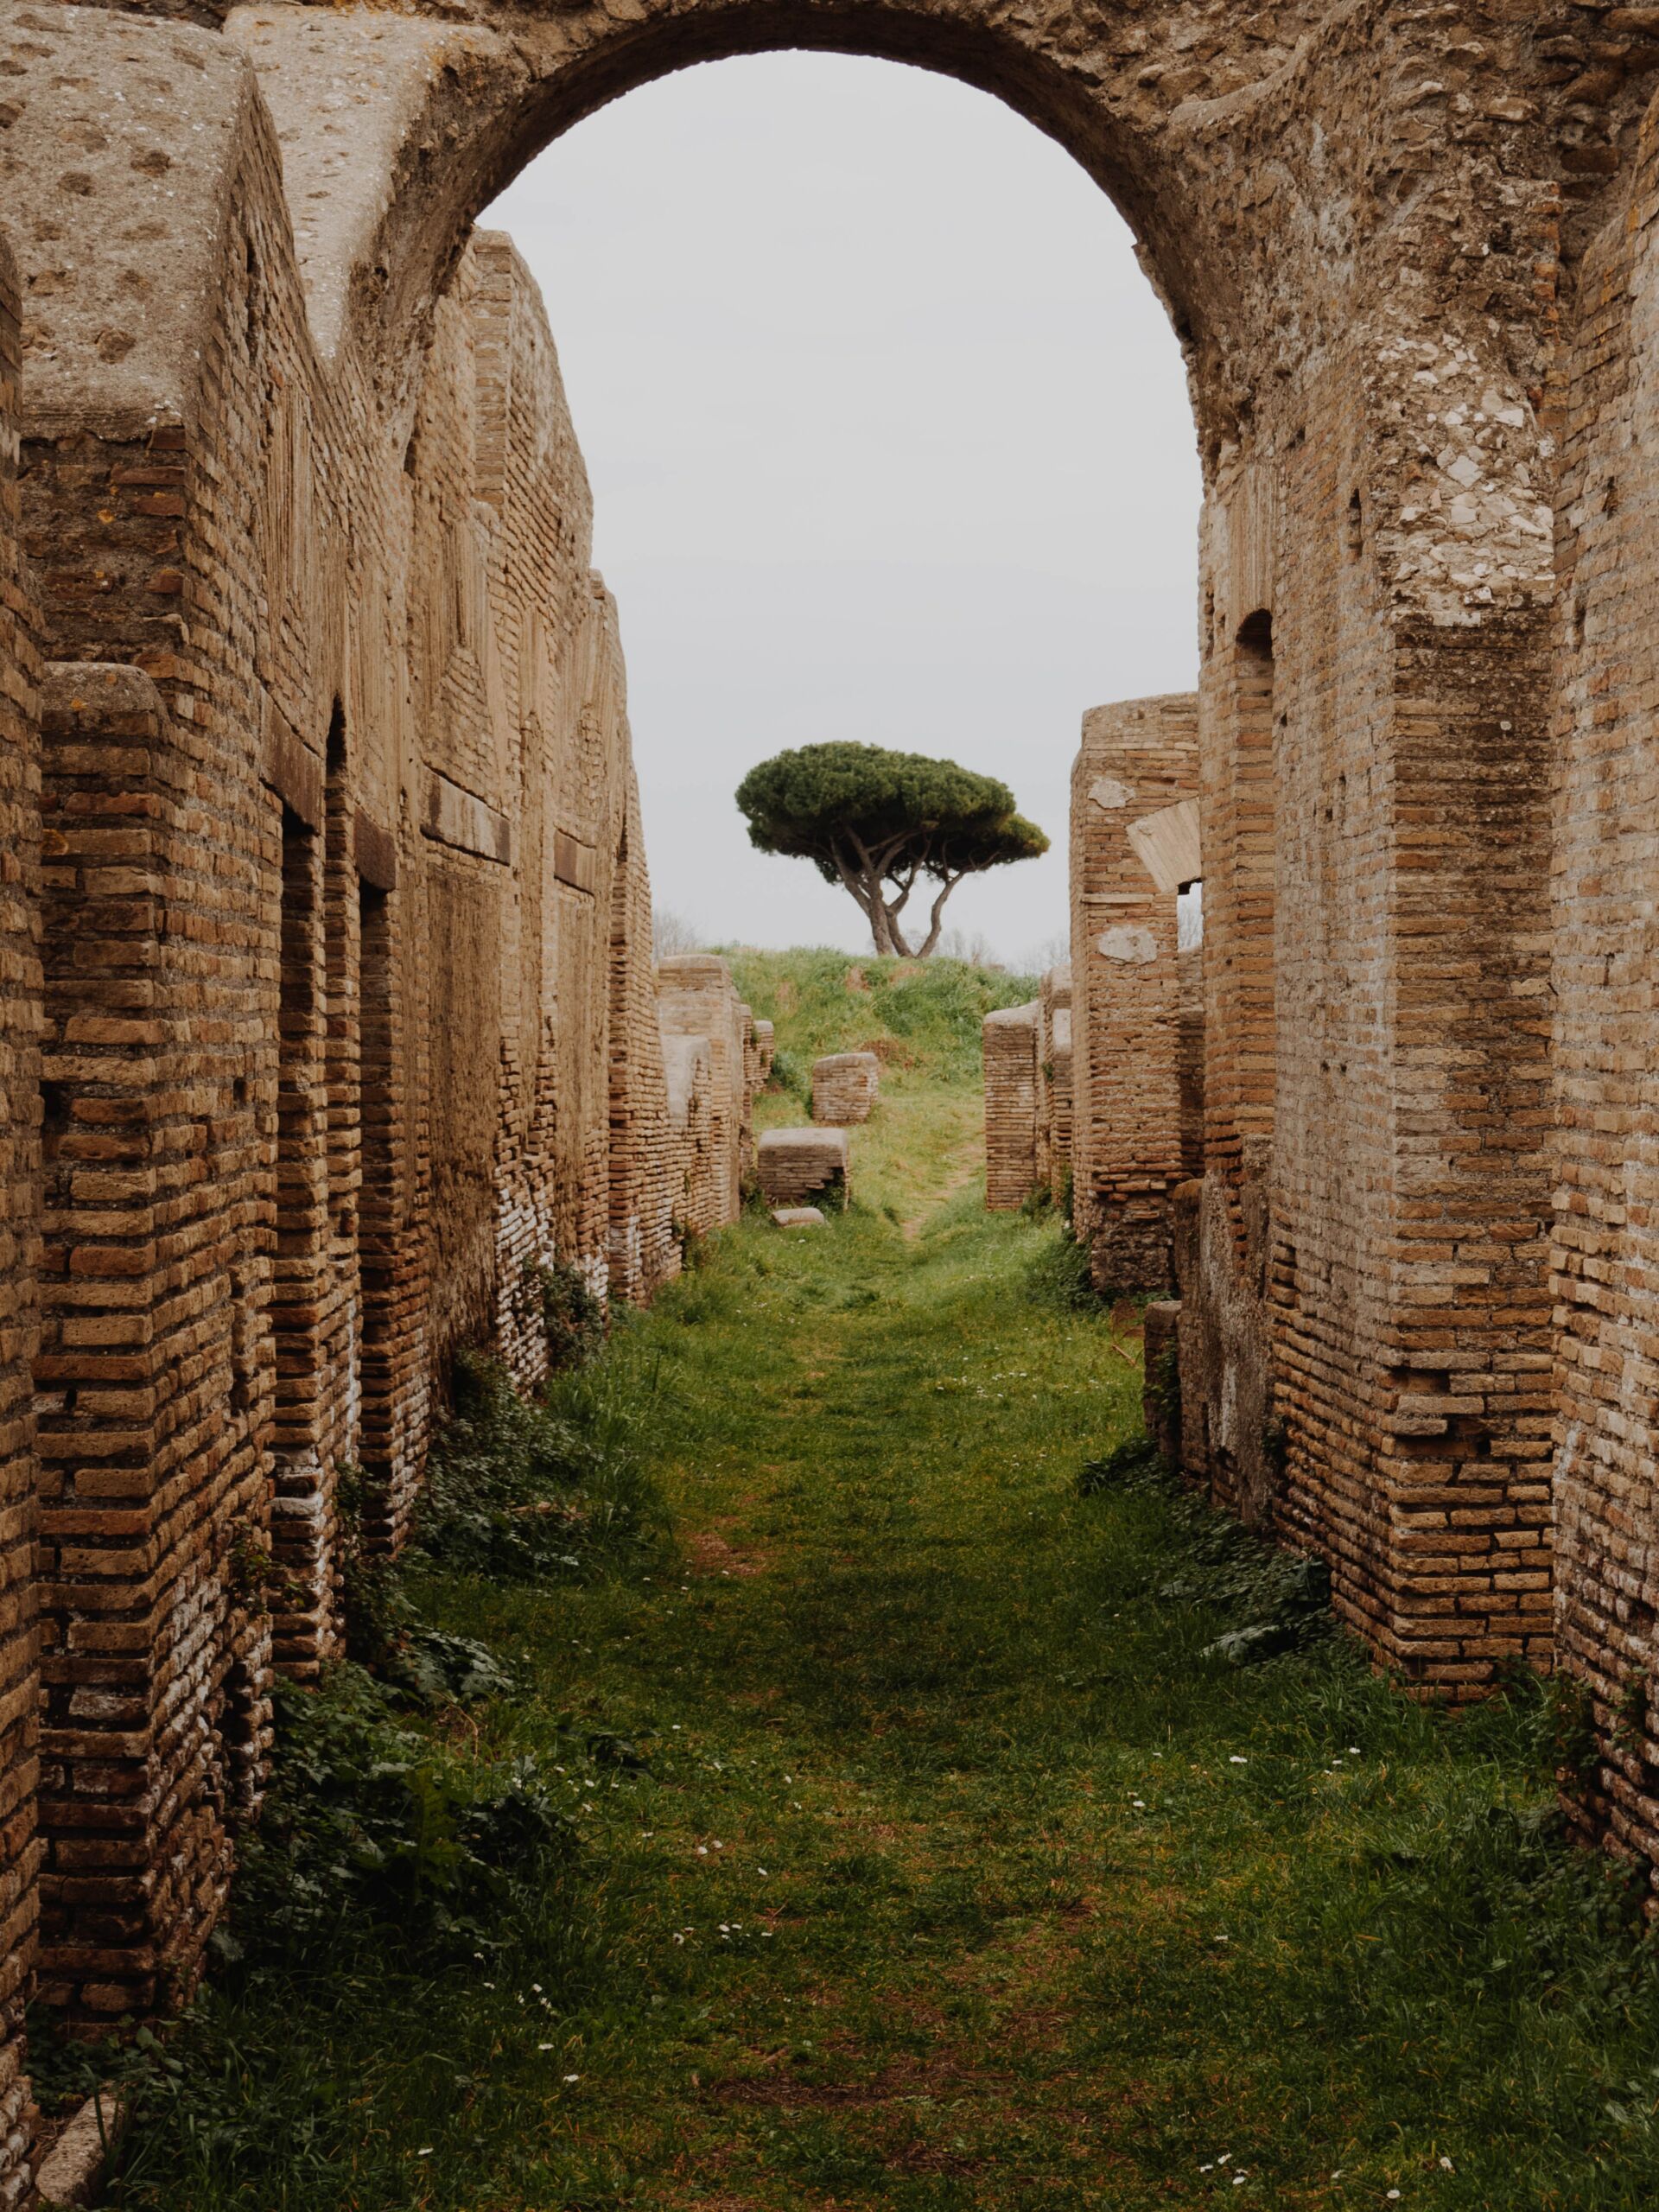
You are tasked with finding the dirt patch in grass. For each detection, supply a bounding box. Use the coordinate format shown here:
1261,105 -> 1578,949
685,1530 -> 769,1578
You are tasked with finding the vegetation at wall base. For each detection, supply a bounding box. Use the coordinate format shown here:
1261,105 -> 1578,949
85,953 -> 1659,2209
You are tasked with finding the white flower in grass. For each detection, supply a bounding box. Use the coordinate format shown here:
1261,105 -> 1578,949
564,2074 -> 581,2083
1229,1757 -> 1247,1766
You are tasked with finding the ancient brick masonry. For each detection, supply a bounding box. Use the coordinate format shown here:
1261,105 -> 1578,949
756,1128 -> 849,1211
1548,92 -> 1659,1872
982,1004 -> 1040,1212
0,3 -> 759,2109
656,956 -> 760,1240
985,981 -> 1071,1214
1,0 -> 1659,2165
811,1053 -> 879,1126
655,956 -> 760,1248
1068,696 -> 1199,1293
0,238 -> 41,2204
1033,966 -> 1071,1206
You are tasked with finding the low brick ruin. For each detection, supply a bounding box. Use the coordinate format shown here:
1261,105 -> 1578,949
811,1052 -> 880,1126
9,0 -> 1659,2179
982,1005 -> 1040,1212
757,1128 -> 849,1211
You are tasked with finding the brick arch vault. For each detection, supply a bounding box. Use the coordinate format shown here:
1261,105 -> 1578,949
3,0 -> 1659,2163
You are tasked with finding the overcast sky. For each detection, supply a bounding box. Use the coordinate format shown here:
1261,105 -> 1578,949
483,53 -> 1200,971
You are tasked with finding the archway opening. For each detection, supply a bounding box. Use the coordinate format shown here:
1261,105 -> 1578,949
480,50 -> 1201,969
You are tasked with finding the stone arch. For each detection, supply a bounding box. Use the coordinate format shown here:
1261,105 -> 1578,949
229,0 -> 1280,454
12,0 -> 1659,2097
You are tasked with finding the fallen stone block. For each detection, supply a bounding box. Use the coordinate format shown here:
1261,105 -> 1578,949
35,2089 -> 127,2209
757,1128 -> 849,1208
771,1206 -> 826,1229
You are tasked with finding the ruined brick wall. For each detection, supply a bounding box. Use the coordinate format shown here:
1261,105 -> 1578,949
1549,85 -> 1659,1864
0,3 -> 710,2050
1033,965 -> 1071,1205
194,0 -> 1605,1732
656,956 -> 757,1230
4,0 -> 1659,2079
1067,696 -> 1197,1293
1176,933 -> 1203,1182
1188,341 -> 1555,1646
608,765 -> 680,1305
982,1003 -> 1039,1211
661,1033 -> 719,1248
0,232 -> 41,2205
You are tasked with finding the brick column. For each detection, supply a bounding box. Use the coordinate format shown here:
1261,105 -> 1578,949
35,667 -> 271,2026
1068,695 -> 1198,1293
1034,964 -> 1072,1205
982,1004 -> 1039,1211
0,233 -> 41,2198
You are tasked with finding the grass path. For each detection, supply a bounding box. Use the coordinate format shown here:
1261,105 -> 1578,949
111,955 -> 1659,2209
406,1184 -> 1659,2210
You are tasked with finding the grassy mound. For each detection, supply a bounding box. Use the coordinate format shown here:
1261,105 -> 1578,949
724,946 -> 1038,1098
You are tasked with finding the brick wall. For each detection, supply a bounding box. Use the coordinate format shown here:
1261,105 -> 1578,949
0,5 -> 728,2053
656,957 -> 758,1231
0,230 -> 41,2207
1550,88 -> 1659,1870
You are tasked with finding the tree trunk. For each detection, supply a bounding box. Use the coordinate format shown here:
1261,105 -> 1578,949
913,874 -> 961,957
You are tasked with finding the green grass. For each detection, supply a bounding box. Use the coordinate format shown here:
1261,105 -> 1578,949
82,956 -> 1659,2209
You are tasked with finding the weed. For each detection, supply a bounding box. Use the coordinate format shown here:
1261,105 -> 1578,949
533,1255 -> 608,1372
235,1668 -> 574,1962
1027,1224 -> 1096,1313
413,1351 -> 669,1584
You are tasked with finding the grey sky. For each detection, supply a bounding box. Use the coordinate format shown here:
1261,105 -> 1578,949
484,52 -> 1201,969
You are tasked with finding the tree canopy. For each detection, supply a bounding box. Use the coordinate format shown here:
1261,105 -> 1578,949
734,742 -> 1049,957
